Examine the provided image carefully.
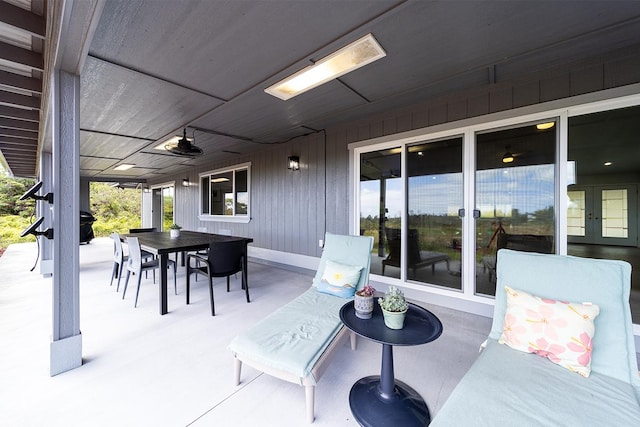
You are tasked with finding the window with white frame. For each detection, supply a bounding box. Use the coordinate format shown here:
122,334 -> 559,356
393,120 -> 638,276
199,163 -> 250,221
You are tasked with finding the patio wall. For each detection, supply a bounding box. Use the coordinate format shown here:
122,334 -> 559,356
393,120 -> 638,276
150,45 -> 640,260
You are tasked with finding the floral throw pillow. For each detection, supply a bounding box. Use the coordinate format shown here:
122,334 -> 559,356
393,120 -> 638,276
316,260 -> 363,299
499,286 -> 600,377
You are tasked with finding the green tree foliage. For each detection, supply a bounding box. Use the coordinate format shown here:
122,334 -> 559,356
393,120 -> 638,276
0,176 -> 37,216
89,182 -> 142,236
0,180 -> 144,250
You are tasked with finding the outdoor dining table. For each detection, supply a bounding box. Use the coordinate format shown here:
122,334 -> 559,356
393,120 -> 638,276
121,230 -> 253,315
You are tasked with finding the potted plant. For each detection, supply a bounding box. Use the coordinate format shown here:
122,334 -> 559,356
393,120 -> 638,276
354,284 -> 376,319
378,286 -> 409,329
169,224 -> 182,238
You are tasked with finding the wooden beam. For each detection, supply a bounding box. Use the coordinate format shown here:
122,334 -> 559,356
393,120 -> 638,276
0,70 -> 42,93
0,105 -> 39,121
0,1 -> 46,38
0,127 -> 38,139
0,41 -> 44,71
0,156 -> 37,163
0,136 -> 38,145
0,89 -> 40,109
0,117 -> 39,131
0,147 -> 37,156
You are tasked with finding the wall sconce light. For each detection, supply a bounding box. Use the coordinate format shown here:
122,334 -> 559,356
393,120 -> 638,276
502,146 -> 515,164
287,156 -> 300,171
182,178 -> 190,187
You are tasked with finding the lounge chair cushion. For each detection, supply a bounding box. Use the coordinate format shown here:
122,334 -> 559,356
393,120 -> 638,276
228,288 -> 347,381
491,249 -> 635,384
312,233 -> 373,292
431,339 -> 640,427
316,260 -> 363,298
498,286 -> 600,377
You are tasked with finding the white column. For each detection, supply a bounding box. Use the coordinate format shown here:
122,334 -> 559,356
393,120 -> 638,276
50,69 -> 82,376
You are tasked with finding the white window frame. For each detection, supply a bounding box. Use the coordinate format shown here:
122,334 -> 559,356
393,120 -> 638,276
198,162 -> 251,223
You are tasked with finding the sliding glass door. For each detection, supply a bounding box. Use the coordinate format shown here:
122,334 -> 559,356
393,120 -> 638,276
474,122 -> 557,296
359,148 -> 402,277
406,137 -> 463,290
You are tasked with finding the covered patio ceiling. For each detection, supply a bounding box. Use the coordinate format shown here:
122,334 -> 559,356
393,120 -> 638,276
2,0 -> 640,180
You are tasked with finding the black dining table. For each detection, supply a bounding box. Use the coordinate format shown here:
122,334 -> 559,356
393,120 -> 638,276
122,230 -> 253,315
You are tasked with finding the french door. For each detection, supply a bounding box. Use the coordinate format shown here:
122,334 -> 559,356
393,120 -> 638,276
568,185 -> 637,246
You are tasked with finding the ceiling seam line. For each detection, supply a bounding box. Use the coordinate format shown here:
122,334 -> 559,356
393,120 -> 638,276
80,128 -> 156,141
86,53 -> 229,103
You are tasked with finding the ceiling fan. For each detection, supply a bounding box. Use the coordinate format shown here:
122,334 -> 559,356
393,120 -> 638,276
165,128 -> 203,157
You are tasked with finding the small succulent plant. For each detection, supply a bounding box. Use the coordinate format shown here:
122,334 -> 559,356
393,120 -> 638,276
169,224 -> 182,230
356,284 -> 376,297
379,286 -> 408,312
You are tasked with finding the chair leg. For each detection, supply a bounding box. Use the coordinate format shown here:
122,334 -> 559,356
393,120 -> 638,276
122,271 -> 131,299
186,268 -> 191,304
172,263 -> 177,295
116,263 -> 124,292
226,276 -> 230,292
305,385 -> 315,424
208,275 -> 215,316
134,274 -> 143,307
234,357 -> 242,386
243,267 -> 250,303
110,262 -> 117,287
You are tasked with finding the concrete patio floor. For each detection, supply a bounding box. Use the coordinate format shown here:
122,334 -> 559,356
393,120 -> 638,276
0,237 -> 493,426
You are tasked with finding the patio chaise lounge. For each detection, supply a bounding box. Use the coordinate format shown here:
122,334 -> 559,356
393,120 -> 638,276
431,249 -> 640,426
228,232 -> 374,423
382,228 -> 450,275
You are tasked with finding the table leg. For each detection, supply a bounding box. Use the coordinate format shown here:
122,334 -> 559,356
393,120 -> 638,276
159,253 -> 168,315
349,344 -> 430,426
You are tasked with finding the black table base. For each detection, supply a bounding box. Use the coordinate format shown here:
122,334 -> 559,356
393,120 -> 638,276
349,375 -> 430,427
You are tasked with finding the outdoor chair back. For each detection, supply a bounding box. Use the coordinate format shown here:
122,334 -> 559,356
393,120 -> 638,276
186,239 -> 248,316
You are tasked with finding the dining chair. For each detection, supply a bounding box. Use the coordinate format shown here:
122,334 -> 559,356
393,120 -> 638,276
128,227 -> 158,266
110,232 -> 155,291
109,232 -> 127,290
122,236 -> 177,307
186,240 -> 249,316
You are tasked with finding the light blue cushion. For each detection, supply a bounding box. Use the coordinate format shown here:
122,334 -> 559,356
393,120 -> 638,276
312,233 -> 373,292
228,288 -> 347,381
316,260 -> 363,298
431,340 -> 640,426
492,249 -> 637,385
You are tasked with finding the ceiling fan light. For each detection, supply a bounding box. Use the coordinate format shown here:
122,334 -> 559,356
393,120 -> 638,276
502,152 -> 515,163
536,122 -> 555,130
164,128 -> 203,157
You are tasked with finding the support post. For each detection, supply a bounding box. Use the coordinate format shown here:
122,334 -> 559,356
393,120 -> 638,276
50,69 -> 82,376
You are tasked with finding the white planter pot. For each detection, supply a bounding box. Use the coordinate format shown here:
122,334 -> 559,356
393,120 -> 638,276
170,229 -> 180,238
354,294 -> 374,319
381,307 -> 408,329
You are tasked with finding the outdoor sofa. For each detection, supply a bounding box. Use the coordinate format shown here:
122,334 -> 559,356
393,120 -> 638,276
229,232 -> 374,423
431,249 -> 640,426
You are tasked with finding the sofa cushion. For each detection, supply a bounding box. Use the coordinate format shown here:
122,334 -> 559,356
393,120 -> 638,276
316,260 -> 363,298
430,340 -> 640,427
312,233 -> 373,292
491,249 -> 636,384
499,286 -> 600,377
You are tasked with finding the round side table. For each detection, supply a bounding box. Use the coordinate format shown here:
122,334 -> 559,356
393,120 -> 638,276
340,301 -> 443,427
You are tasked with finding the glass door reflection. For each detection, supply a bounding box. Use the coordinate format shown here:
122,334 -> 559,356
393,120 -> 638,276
360,148 -> 402,278
406,137 -> 463,290
475,122 -> 557,296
